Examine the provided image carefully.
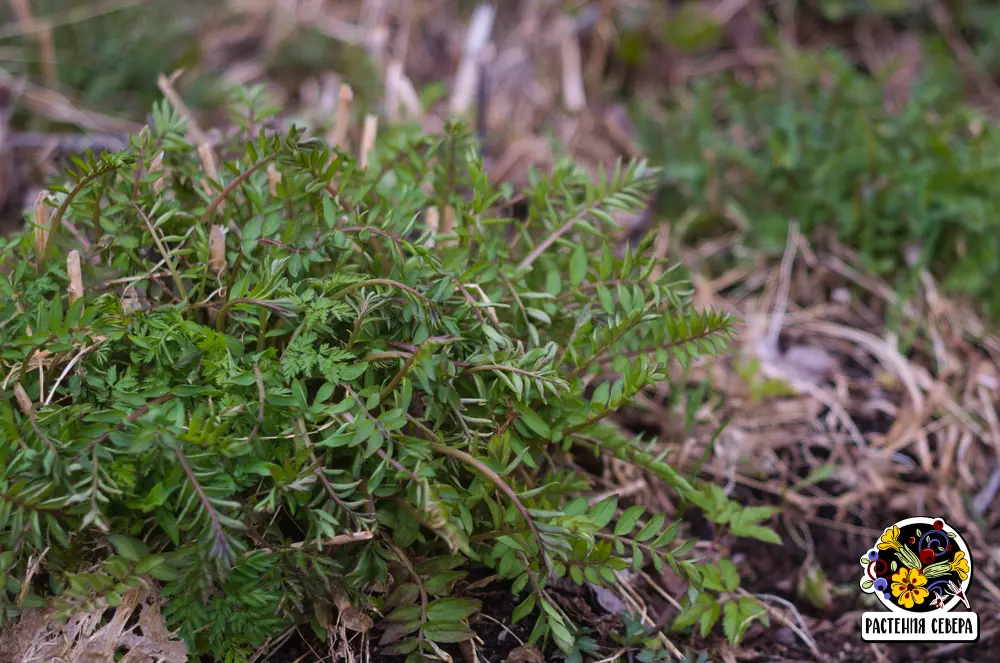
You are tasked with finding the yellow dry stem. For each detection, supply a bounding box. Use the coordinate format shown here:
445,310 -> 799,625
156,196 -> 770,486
209,225 -> 227,275
67,250 -> 84,304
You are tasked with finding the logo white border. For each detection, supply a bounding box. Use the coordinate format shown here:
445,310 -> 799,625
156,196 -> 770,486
859,516 -> 973,614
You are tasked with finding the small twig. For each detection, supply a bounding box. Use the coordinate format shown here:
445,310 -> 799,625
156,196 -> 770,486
385,58 -> 402,122
594,649 -> 627,663
746,591 -> 823,660
477,613 -> 525,647
587,479 -> 647,506
972,461 -> 1000,517
0,69 -> 139,133
312,462 -> 368,525
585,0 -> 614,90
712,0 -> 754,23
13,384 -> 56,451
463,282 -> 499,325
448,278 -> 487,326
60,219 -> 92,254
288,530 -> 373,549
17,545 -> 49,609
4,131 -> 129,151
45,341 -> 101,405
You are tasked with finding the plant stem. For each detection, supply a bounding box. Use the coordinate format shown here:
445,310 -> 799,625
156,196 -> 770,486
563,408 -> 615,436
200,151 -> 283,226
429,441 -> 550,574
330,278 -> 433,307
43,168 -> 105,263
379,337 -> 455,401
175,448 -> 235,565
515,198 -> 605,273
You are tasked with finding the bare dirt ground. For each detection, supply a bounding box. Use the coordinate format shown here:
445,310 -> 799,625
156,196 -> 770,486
1,1 -> 998,662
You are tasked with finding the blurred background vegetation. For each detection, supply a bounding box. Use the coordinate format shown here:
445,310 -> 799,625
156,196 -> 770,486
4,0 -> 1000,318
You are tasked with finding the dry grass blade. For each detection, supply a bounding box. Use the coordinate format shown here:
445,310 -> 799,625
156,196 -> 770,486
8,0 -> 56,86
0,0 -> 146,39
209,225 -> 226,275
450,3 -> 495,117
0,69 -> 140,133
423,205 -> 439,248
359,113 -> 378,168
31,190 -> 50,262
558,16 -> 585,112
329,82 -> 354,150
157,70 -> 208,145
66,249 -> 83,303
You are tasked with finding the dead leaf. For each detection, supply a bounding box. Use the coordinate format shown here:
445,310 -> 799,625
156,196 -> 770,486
332,584 -> 352,611
587,582 -> 628,616
0,584 -> 186,663
505,645 -> 544,663
341,606 -> 373,633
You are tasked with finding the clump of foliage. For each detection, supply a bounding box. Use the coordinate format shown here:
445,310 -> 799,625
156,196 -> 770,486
636,47 -> 1000,320
0,86 -> 775,661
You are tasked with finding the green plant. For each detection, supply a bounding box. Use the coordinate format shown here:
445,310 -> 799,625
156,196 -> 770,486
635,47 -> 1000,320
0,85 -> 773,661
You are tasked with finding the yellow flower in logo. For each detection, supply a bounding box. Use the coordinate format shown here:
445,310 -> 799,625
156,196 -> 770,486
878,525 -> 902,551
891,567 -> 929,609
949,551 -> 969,581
